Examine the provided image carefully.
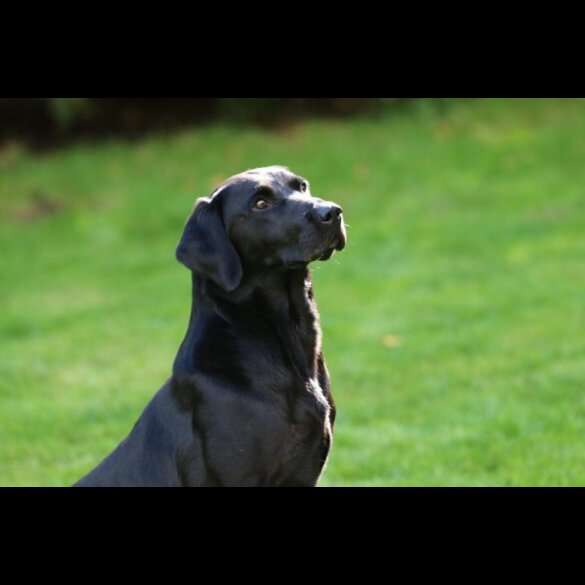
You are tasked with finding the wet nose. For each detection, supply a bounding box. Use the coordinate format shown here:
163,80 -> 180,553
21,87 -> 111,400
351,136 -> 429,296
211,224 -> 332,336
315,202 -> 343,224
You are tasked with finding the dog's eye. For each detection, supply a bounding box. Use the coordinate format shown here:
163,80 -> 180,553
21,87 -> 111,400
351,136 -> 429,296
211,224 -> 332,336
253,198 -> 271,211
300,181 -> 308,193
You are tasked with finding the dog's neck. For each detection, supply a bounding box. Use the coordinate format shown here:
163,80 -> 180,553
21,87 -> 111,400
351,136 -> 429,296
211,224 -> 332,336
174,268 -> 322,380
245,268 -> 322,380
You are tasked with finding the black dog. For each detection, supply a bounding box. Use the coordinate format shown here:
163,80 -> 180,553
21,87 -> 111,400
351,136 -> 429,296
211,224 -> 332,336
75,166 -> 346,487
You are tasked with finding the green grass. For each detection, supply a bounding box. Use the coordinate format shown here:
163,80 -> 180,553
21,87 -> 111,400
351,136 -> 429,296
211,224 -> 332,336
1,98 -> 584,487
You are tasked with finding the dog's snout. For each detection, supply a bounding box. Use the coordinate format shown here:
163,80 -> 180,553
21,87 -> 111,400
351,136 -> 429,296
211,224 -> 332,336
306,202 -> 343,224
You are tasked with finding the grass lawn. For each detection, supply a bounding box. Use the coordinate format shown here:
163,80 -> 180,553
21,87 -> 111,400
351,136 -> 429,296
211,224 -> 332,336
1,98 -> 584,487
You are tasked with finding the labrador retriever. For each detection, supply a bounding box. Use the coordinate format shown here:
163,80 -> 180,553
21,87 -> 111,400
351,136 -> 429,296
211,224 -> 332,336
75,166 -> 347,487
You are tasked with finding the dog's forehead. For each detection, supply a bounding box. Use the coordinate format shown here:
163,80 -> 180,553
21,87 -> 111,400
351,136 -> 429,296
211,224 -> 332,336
215,167 -> 302,198
241,166 -> 297,186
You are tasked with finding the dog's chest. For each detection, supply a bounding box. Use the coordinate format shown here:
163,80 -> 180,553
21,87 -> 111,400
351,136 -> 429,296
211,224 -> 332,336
268,378 -> 332,485
290,378 -> 331,436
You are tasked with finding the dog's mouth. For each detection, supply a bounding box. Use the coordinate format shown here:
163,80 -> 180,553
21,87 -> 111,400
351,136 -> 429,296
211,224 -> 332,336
317,222 -> 347,262
285,243 -> 342,269
318,246 -> 338,262
283,221 -> 347,269
311,239 -> 346,264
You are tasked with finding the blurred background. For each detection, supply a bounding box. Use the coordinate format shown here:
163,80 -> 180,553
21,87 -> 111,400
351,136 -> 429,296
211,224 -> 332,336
0,97 -> 583,487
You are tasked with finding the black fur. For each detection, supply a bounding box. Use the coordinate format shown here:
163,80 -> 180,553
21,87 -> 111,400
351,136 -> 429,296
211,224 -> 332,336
75,166 -> 346,487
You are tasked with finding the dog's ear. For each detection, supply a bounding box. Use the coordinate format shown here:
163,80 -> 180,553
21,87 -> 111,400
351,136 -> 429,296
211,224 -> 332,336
176,196 -> 243,292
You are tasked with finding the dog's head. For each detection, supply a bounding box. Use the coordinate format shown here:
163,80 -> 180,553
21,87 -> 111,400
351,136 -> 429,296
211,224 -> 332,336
176,166 -> 347,291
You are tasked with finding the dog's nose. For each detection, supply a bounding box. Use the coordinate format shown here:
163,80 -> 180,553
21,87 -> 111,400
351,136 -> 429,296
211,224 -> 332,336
315,202 -> 343,224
